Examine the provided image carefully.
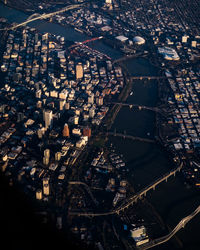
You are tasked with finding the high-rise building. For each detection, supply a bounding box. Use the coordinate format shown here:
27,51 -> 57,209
59,100 -> 65,111
88,93 -> 94,104
44,149 -> 50,159
182,35 -> 188,43
44,110 -> 53,129
73,115 -> 79,125
83,127 -> 91,138
43,156 -> 49,165
43,184 -> 50,196
76,63 -> 83,80
63,123 -> 70,137
36,89 -> 42,98
191,41 -> 197,48
36,189 -> 42,200
89,107 -> 95,118
65,102 -> 70,110
96,96 -> 103,106
55,152 -> 61,161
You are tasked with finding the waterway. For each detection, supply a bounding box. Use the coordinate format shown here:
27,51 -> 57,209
0,3 -> 200,249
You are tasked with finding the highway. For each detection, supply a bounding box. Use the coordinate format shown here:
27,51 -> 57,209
0,4 -> 83,31
69,163 -> 183,217
138,204 -> 200,249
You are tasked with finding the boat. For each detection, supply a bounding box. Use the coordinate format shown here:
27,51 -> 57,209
130,91 -> 133,96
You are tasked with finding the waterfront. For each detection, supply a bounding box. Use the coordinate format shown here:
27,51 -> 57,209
0,3 -> 200,249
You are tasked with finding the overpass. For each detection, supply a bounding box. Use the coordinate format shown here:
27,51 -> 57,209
138,204 -> 200,249
69,163 -> 183,216
107,132 -> 155,143
0,4 -> 83,31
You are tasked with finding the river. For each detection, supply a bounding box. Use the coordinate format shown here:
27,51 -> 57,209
0,3 -> 200,249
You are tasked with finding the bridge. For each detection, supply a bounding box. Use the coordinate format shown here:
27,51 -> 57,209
138,204 -> 200,249
107,132 -> 155,143
68,36 -> 103,50
69,163 -> 183,217
113,52 -> 148,64
68,181 -> 99,206
129,76 -> 170,81
107,102 -> 166,116
0,4 -> 83,31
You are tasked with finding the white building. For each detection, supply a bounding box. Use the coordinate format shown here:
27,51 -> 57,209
44,110 -> 53,129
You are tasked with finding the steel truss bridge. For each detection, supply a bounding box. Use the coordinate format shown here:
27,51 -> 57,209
69,162 -> 183,217
0,4 -> 83,31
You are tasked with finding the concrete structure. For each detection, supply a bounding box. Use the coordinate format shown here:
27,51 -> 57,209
116,35 -> 128,42
44,110 -> 53,129
83,127 -> 91,138
63,123 -> 70,137
158,47 -> 180,61
76,63 -> 83,79
36,189 -> 42,200
133,36 -> 145,45
130,226 -> 149,246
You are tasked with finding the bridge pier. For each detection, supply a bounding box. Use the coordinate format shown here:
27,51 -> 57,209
153,185 -> 156,190
165,177 -> 168,182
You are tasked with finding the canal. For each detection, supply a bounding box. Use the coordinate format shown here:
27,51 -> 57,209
0,3 -> 200,249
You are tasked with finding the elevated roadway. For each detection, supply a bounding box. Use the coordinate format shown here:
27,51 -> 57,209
69,163 -> 183,216
0,4 -> 83,31
138,204 -> 200,249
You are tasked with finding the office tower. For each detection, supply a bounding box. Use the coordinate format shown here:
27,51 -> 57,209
88,93 -> 94,104
36,89 -> 42,98
37,128 -> 43,139
44,149 -> 50,158
17,112 -> 24,122
76,63 -> 83,80
63,123 -> 70,137
96,96 -> 103,106
44,110 -> 53,129
36,189 -> 42,200
59,100 -> 65,111
55,152 -> 61,161
83,127 -> 91,138
65,102 -> 70,110
73,115 -> 79,125
43,156 -> 49,165
89,107 -> 95,118
182,35 -> 187,43
43,184 -> 50,196
191,41 -> 197,48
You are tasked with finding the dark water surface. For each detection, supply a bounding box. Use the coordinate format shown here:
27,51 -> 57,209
0,3 -> 200,249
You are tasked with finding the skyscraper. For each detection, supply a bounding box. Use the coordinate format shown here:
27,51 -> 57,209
83,127 -> 91,138
63,123 -> 70,137
76,63 -> 83,80
44,110 -> 53,129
